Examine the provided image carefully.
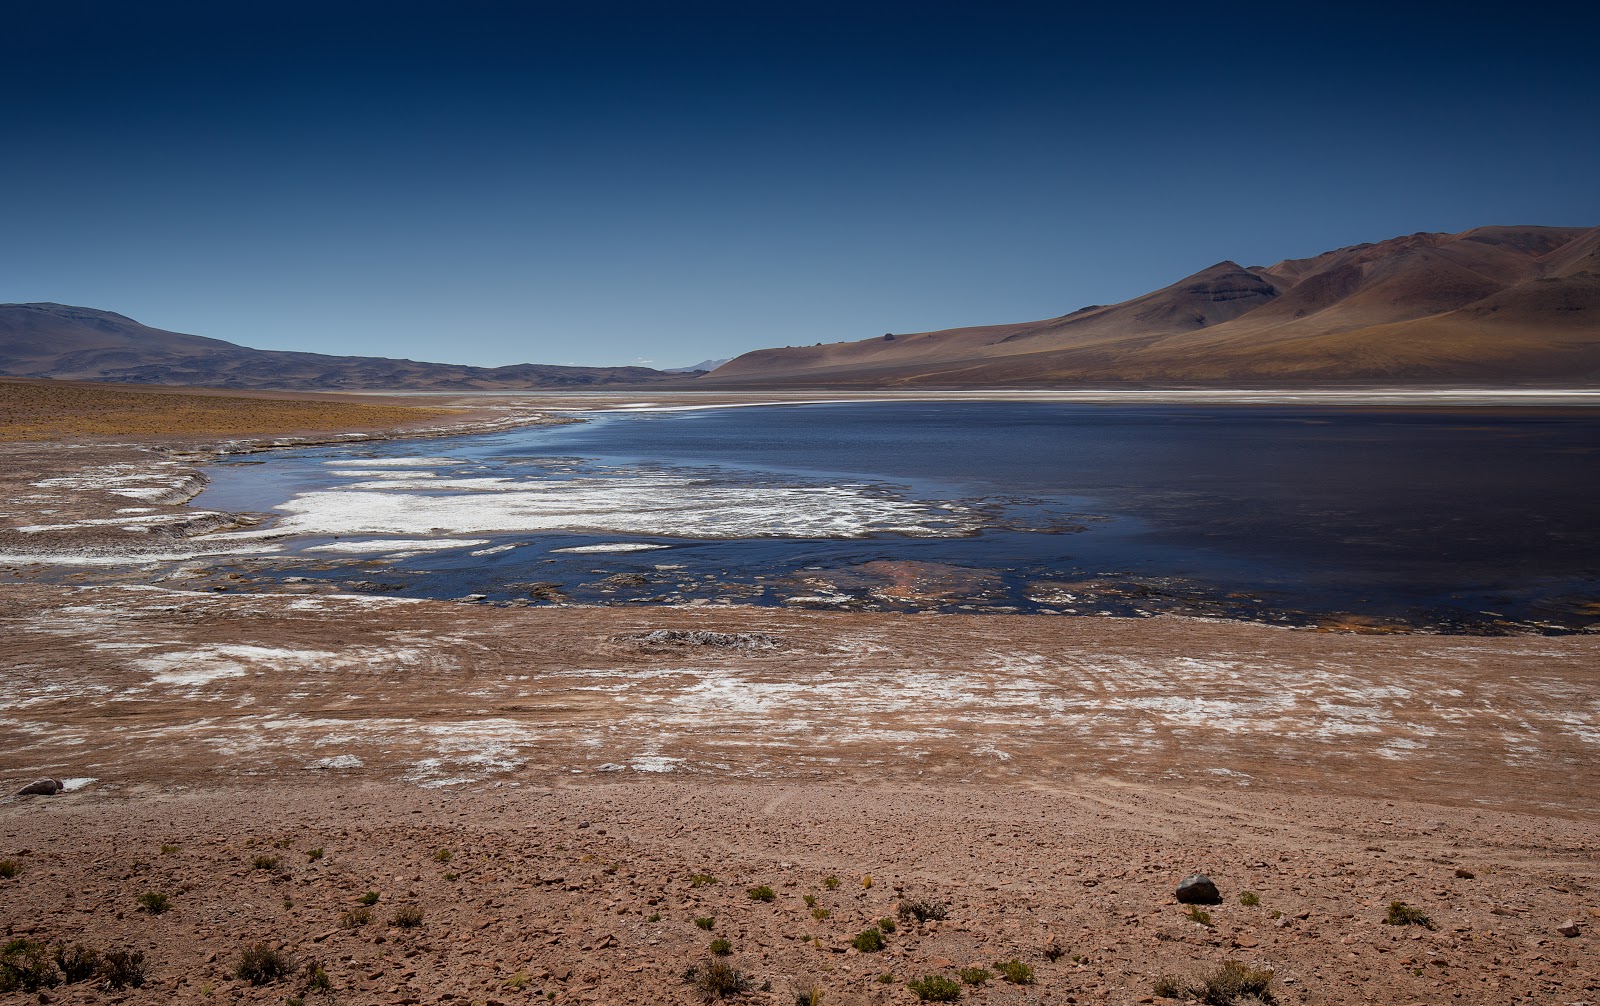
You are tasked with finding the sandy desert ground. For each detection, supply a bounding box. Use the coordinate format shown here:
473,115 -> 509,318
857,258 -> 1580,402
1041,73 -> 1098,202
1,382 -> 1596,1005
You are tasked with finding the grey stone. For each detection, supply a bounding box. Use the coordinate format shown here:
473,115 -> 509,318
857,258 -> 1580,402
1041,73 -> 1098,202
1176,873 -> 1221,904
16,778 -> 63,796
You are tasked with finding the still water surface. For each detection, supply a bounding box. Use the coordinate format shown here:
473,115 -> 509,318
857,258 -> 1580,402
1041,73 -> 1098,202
196,403 -> 1600,632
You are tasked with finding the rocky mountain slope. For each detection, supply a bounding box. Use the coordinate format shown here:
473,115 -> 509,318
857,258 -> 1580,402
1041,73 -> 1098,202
0,303 -> 679,390
705,224 -> 1600,387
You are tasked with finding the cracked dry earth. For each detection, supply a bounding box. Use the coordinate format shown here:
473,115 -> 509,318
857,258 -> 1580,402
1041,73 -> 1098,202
2,584 -> 1598,1005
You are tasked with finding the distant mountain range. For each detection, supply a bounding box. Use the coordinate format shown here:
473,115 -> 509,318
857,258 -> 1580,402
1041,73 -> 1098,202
703,224 -> 1600,387
5,224 -> 1597,392
0,304 -> 681,390
665,358 -> 733,374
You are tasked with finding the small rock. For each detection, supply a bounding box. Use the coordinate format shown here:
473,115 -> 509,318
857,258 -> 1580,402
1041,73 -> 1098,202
1175,874 -> 1221,905
1556,920 -> 1581,938
1454,868 -> 1475,879
577,820 -> 591,829
16,779 -> 62,796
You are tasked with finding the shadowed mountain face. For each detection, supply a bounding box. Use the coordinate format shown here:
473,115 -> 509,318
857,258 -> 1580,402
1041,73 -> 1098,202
705,224 -> 1600,387
0,304 -> 680,391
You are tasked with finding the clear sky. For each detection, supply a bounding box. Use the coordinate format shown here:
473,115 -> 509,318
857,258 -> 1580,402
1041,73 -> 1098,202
4,1 -> 1597,369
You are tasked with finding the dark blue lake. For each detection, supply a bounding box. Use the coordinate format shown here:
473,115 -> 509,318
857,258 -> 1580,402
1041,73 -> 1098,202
194,402 -> 1600,633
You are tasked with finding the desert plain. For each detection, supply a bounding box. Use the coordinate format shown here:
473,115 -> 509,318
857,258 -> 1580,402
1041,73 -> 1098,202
0,380 -> 1596,1006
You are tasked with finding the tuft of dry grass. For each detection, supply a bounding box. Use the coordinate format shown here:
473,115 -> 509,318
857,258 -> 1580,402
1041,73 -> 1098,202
390,906 -> 424,928
1154,960 -> 1275,1005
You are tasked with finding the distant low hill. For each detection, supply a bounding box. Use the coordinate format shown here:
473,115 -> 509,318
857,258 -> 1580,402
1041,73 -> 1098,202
704,224 -> 1600,387
0,304 -> 680,391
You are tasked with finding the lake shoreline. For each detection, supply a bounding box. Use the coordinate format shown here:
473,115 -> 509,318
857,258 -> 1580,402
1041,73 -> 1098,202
2,390 -> 1597,635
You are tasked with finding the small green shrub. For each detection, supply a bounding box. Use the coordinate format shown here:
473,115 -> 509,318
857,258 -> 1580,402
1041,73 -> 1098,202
684,958 -> 753,1002
1184,906 -> 1214,927
851,927 -> 885,952
876,972 -> 895,984
98,949 -> 147,991
957,967 -> 991,986
878,916 -> 897,933
159,843 -> 181,855
303,959 -> 331,992
647,912 -> 662,922
391,906 -> 424,928
236,943 -> 295,985
795,983 -> 825,1006
690,872 -> 718,887
1238,890 -> 1260,906
306,848 -> 324,862
433,848 -> 452,863
695,916 -> 716,930
137,891 -> 172,914
358,890 -> 380,906
339,907 -> 372,929
0,859 -> 22,879
823,876 -> 841,890
802,893 -> 817,908
1384,901 -> 1436,930
906,974 -> 962,1001
504,972 -> 530,990
897,899 -> 948,924
747,885 -> 776,903
251,854 -> 283,873
709,938 -> 732,956
811,907 -> 831,920
994,959 -> 1034,985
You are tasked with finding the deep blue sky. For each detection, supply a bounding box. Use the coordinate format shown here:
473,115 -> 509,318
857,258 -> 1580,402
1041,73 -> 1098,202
4,2 -> 1596,369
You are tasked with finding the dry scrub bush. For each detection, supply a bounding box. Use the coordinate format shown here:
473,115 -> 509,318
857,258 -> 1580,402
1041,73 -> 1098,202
897,899 -> 948,924
236,943 -> 295,985
684,959 -> 754,1002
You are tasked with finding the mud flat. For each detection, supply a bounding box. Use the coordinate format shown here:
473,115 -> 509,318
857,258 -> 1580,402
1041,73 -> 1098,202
3,587 -> 1599,1003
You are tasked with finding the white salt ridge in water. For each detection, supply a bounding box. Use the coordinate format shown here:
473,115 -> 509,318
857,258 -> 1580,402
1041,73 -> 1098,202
219,469 -> 975,541
551,543 -> 672,554
469,543 -> 521,556
306,538 -> 490,554
325,457 -> 466,467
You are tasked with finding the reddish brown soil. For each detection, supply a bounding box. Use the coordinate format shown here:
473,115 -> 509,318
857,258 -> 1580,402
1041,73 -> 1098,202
0,395 -> 1595,1005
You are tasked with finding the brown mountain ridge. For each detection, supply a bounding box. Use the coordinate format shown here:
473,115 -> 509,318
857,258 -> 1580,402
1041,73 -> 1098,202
0,303 -> 681,391
704,224 -> 1600,387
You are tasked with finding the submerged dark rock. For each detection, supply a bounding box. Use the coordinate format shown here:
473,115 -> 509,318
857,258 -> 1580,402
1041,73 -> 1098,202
614,629 -> 783,650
